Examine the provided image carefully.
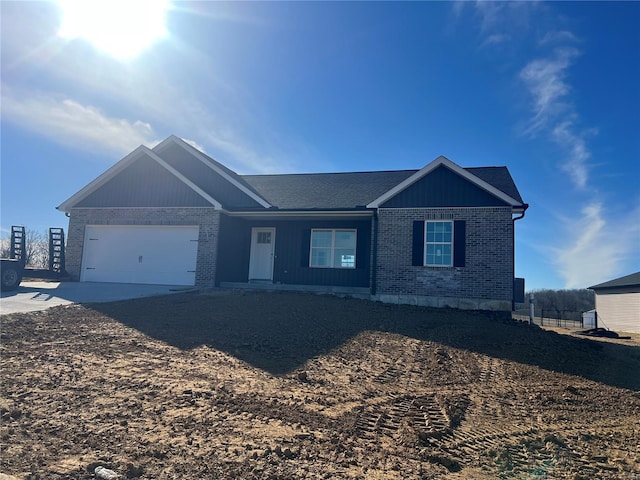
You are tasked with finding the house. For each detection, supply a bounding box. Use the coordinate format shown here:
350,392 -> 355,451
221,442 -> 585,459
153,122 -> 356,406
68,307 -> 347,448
57,135 -> 528,311
588,272 -> 640,333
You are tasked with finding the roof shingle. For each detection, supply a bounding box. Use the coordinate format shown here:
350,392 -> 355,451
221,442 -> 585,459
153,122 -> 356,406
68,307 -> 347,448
589,272 -> 640,290
242,170 -> 415,209
242,166 -> 523,210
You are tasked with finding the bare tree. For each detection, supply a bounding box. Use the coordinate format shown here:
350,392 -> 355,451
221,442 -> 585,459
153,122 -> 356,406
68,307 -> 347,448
523,288 -> 595,320
0,235 -> 10,258
0,229 -> 50,268
24,230 -> 49,268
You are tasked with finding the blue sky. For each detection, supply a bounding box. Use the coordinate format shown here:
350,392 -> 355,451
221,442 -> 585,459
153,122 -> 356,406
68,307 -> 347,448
1,1 -> 638,290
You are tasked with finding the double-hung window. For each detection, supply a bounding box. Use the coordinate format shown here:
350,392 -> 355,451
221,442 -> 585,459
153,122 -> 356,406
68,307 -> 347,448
424,221 -> 453,267
412,219 -> 465,267
310,229 -> 356,268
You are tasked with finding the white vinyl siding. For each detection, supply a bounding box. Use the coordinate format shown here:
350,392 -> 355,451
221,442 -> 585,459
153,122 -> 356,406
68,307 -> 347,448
595,291 -> 640,333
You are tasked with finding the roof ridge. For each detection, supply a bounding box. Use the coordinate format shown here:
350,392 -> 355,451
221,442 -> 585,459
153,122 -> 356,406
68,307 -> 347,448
466,165 -> 508,169
242,166 -> 510,178
241,169 -> 419,178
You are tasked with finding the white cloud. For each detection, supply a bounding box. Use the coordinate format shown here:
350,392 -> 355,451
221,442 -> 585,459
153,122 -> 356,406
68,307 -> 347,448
1,89 -> 159,155
461,1 -> 637,289
551,121 -> 591,189
480,33 -> 510,48
201,132 -> 292,174
519,48 -> 595,190
539,30 -> 579,46
473,1 -> 510,33
463,2 -> 593,191
552,203 -> 640,288
450,0 -> 466,19
1,2 -> 310,175
180,138 -> 207,154
472,1 -> 538,36
519,47 -> 579,134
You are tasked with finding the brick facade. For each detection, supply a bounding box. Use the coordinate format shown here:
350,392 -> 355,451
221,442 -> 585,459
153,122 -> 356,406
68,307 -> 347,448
375,207 -> 514,311
65,206 -> 516,309
65,207 -> 220,286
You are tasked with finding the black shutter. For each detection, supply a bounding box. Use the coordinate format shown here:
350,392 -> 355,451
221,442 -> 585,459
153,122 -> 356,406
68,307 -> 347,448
412,221 -> 425,266
453,220 -> 466,267
300,229 -> 311,267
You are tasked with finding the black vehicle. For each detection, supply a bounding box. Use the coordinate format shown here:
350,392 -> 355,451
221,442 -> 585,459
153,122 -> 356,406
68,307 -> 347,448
1,226 -> 26,292
1,258 -> 24,291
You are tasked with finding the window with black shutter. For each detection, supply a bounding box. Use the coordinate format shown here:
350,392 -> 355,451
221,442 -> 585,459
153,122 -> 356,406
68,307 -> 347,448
412,220 -> 466,267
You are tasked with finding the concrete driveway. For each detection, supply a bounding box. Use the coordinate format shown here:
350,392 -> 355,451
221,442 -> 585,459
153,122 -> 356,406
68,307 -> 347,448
0,281 -> 195,315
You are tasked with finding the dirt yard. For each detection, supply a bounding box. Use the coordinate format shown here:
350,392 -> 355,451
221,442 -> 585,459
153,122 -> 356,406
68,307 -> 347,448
2,291 -> 639,479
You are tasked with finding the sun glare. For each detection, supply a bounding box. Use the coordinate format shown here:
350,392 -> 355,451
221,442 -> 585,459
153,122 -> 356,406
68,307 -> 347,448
56,0 -> 169,59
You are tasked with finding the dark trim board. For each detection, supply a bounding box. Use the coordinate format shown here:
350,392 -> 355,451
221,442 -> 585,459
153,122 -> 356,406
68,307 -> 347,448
217,215 -> 372,288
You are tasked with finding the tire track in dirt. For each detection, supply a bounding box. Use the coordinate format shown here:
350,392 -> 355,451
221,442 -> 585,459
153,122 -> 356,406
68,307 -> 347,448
436,354 -> 640,478
3,295 -> 640,480
354,338 -> 457,446
355,393 -> 450,440
418,354 -> 545,474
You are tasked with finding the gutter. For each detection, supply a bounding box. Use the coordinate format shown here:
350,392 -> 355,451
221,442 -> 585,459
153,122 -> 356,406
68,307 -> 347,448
512,203 -> 529,311
371,210 -> 379,296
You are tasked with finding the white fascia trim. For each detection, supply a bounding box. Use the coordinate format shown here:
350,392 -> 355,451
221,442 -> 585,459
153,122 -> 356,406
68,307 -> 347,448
154,135 -> 273,208
57,145 -> 149,213
56,146 -> 221,212
68,206 -> 219,210
366,156 -> 522,208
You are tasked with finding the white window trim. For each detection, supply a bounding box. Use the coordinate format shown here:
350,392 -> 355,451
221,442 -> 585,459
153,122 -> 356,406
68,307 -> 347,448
309,229 -> 357,269
424,220 -> 453,267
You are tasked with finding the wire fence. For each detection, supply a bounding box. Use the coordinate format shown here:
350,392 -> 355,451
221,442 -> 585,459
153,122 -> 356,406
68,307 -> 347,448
513,310 -> 586,329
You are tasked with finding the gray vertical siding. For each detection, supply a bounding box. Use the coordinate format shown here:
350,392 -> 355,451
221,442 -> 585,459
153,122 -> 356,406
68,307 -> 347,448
217,216 -> 372,288
76,155 -> 212,208
381,165 -> 510,208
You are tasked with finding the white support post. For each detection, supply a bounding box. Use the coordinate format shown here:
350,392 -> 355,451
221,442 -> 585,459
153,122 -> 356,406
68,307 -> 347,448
529,293 -> 535,325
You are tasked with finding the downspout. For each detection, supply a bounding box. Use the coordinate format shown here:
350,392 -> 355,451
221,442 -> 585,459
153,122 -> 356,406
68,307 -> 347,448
512,204 -> 529,311
371,210 -> 379,296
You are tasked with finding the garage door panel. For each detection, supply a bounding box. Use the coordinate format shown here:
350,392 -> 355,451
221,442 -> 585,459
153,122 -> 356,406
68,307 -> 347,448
82,226 -> 199,285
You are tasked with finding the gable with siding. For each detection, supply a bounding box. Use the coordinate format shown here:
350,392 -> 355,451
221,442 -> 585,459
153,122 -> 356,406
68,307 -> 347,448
381,165 -> 512,208
153,142 -> 264,209
76,153 -> 213,208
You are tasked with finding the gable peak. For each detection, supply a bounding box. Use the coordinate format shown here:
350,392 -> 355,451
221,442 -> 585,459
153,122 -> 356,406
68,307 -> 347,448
367,155 -> 523,209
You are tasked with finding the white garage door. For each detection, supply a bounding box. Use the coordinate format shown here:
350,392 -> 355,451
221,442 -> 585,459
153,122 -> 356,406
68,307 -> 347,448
81,225 -> 199,285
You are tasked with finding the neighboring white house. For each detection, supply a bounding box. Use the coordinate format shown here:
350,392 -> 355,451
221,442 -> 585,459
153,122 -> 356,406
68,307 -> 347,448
589,272 -> 640,334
